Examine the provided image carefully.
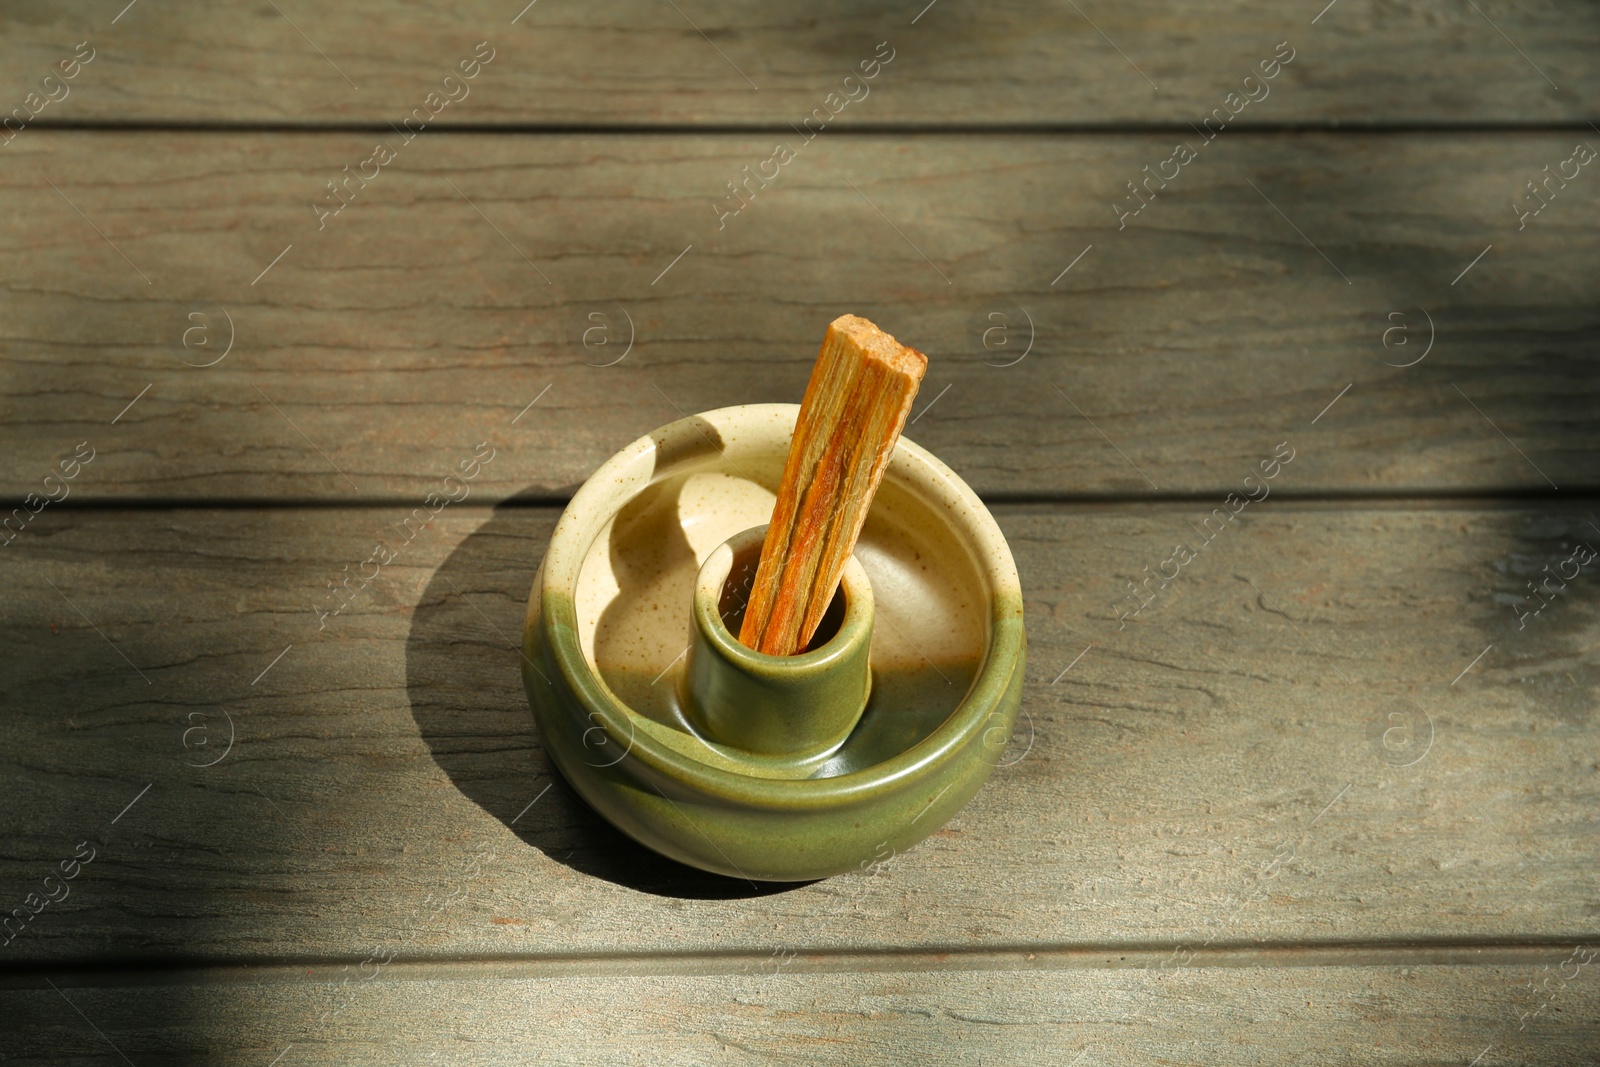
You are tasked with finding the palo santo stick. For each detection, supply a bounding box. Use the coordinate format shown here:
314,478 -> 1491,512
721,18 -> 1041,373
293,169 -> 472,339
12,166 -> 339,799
738,314 -> 927,656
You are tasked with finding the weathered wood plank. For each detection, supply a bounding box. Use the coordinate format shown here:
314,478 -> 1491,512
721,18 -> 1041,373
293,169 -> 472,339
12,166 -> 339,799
2,1 -> 1596,126
1,132 -> 1595,502
4,955 -> 1598,1065
0,503 -> 1594,963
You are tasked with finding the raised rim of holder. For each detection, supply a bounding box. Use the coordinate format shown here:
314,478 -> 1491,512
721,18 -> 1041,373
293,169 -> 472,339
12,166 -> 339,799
682,523 -> 875,761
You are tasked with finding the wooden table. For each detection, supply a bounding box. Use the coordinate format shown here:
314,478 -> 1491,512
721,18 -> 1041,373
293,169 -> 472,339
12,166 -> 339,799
3,2 -> 1597,1063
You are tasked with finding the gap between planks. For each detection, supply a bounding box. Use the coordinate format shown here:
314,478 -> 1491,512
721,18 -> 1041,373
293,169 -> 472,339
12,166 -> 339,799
34,486 -> 1599,513
17,120 -> 1600,136
3,938 -> 1595,986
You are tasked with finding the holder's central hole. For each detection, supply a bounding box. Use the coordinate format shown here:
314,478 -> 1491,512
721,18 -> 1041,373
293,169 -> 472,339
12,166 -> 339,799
718,540 -> 846,654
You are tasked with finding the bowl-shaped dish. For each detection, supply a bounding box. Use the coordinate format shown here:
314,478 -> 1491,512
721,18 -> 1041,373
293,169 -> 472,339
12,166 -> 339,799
521,403 -> 1024,881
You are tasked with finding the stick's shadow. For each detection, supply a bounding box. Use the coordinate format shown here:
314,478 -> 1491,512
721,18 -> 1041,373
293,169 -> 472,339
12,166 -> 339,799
404,499 -> 800,900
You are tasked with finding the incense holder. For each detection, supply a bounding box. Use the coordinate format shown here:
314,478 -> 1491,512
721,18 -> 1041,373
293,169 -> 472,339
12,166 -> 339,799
521,403 -> 1024,881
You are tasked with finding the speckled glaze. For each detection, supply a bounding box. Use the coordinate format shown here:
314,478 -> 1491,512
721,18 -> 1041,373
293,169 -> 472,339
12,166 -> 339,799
521,403 -> 1025,882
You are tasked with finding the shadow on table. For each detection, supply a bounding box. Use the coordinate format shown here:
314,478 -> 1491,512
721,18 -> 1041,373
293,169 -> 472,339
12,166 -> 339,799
404,500 -> 802,900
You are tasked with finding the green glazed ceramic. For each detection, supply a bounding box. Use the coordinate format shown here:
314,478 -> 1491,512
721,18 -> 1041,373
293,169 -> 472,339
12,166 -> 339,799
521,403 -> 1025,882
683,524 -> 875,764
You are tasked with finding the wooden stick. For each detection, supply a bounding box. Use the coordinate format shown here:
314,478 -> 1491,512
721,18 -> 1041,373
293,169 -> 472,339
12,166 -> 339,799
738,314 -> 928,656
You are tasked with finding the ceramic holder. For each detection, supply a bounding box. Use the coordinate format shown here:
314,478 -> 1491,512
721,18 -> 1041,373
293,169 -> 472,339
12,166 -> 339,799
521,403 -> 1025,882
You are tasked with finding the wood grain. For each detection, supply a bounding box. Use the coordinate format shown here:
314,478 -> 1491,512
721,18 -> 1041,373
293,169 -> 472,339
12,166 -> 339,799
0,503 -> 1594,964
741,314 -> 926,654
0,132 -> 1595,503
5,956 -> 1598,1065
5,5 -> 1593,1055
1,1 -> 1596,126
